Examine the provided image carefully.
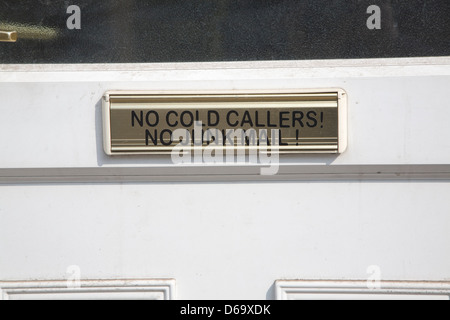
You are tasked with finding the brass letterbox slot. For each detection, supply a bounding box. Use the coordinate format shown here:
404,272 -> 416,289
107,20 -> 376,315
102,90 -> 347,155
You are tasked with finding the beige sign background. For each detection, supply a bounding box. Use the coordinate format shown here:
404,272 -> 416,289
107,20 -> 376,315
103,90 -> 347,155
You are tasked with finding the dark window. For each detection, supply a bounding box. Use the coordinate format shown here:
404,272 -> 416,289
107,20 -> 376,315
0,0 -> 449,63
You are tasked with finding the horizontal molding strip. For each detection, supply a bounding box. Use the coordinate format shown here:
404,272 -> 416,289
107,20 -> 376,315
0,165 -> 450,184
275,280 -> 450,300
2,57 -> 450,72
0,279 -> 176,300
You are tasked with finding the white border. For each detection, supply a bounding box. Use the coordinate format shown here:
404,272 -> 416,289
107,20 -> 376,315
275,280 -> 450,300
102,88 -> 348,156
0,279 -> 176,300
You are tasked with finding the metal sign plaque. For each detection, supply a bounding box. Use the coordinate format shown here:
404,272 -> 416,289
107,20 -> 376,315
102,90 -> 347,155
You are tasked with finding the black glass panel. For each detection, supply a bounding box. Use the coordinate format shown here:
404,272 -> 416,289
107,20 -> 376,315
0,0 -> 449,63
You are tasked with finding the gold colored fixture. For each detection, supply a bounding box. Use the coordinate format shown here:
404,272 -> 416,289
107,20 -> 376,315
0,30 -> 17,42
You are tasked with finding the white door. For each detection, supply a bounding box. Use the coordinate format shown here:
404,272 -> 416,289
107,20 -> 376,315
1,1 -> 450,300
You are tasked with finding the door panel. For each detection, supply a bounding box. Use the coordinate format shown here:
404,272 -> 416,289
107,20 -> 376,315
1,1 -> 450,300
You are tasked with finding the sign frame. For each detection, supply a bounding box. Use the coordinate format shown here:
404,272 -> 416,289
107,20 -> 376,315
102,89 -> 347,156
